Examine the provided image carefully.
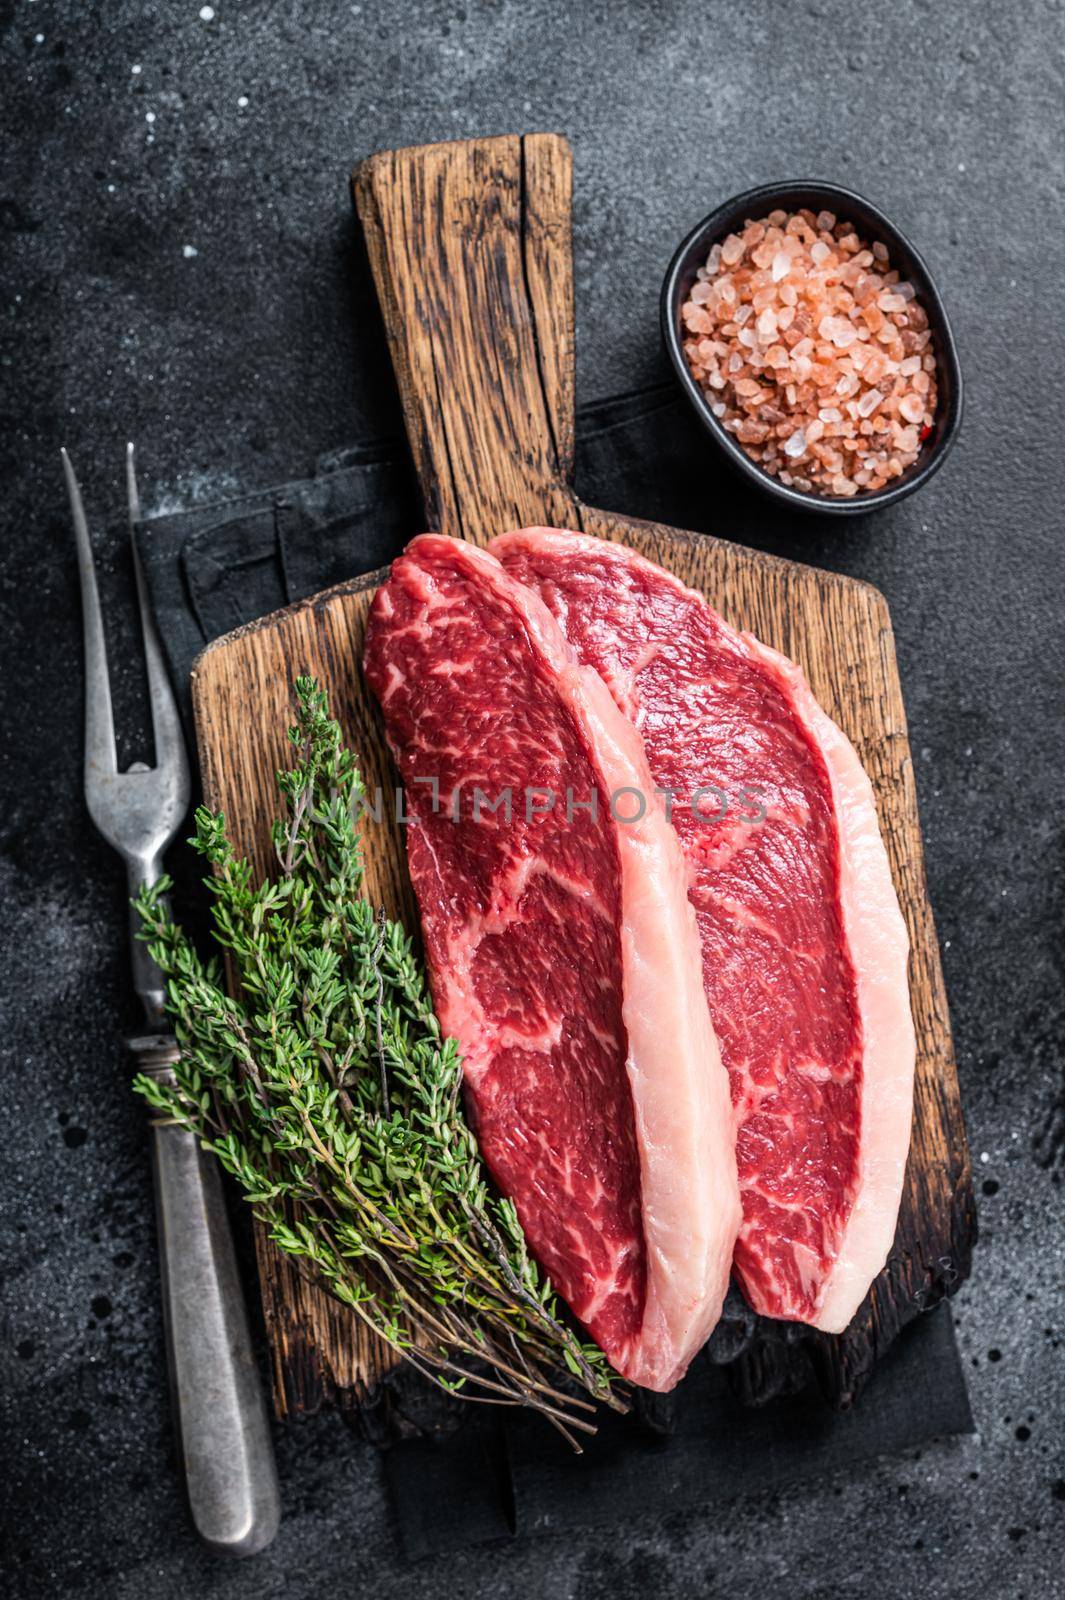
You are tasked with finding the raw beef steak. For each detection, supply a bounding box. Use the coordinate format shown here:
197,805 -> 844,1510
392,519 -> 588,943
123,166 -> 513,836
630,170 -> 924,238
363,535 -> 740,1389
492,529 -> 916,1334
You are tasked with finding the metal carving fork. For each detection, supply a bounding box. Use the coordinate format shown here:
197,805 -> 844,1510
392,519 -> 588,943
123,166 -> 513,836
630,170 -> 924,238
62,445 -> 280,1556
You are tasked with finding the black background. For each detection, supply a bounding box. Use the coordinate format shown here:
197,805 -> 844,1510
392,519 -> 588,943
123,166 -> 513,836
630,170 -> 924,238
1,3 -> 1063,1597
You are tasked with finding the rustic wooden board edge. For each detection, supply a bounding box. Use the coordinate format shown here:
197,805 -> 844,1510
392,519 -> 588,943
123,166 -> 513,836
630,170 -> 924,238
578,504 -> 896,615
191,570 -> 382,677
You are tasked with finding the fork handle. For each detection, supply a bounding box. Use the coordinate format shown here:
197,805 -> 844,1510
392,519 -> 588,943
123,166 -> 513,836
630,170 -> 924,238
134,1037 -> 280,1556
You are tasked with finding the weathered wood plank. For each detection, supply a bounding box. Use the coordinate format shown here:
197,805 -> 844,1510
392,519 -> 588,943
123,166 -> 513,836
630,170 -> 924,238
192,133 -> 973,1418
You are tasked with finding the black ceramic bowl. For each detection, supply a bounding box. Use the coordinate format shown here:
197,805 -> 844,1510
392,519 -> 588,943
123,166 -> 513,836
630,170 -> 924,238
661,180 -> 963,515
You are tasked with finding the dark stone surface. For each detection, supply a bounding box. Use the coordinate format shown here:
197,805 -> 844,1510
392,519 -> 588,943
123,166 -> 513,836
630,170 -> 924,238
1,2 -> 1062,1596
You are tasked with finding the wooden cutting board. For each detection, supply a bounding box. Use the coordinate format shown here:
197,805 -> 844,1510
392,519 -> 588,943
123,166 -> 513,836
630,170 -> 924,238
191,134 -> 974,1419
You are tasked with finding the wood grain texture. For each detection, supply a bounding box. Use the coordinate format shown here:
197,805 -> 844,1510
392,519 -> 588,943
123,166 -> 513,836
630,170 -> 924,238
193,133 -> 973,1418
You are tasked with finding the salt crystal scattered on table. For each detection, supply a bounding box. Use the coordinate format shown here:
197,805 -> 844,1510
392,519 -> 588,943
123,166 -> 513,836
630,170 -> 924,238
679,207 -> 939,497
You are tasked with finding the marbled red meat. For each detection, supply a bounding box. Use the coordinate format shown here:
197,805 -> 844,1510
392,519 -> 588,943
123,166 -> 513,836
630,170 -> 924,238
363,536 -> 739,1388
493,529 -> 915,1333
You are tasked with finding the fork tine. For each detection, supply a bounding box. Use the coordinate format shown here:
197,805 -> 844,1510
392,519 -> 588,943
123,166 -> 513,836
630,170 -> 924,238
127,443 -> 190,791
62,448 -> 118,779
125,437 -> 142,525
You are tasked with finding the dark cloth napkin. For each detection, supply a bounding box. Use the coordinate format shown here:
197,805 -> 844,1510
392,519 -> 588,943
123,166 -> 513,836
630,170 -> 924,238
136,383 -> 974,1558
388,1303 -> 971,1560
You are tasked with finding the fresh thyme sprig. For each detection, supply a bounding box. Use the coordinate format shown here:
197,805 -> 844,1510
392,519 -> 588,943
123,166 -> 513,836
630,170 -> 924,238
133,677 -> 623,1444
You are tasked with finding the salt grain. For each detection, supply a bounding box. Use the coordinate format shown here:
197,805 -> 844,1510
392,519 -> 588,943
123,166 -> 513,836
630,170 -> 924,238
680,208 -> 939,497
756,307 -> 778,342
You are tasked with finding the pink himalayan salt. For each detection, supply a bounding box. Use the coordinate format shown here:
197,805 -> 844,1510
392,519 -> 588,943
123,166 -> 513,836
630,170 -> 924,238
680,208 -> 940,496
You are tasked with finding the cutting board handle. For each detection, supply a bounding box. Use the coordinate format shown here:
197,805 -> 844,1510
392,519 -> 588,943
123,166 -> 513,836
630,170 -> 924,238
353,134 -> 581,545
